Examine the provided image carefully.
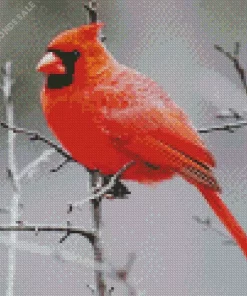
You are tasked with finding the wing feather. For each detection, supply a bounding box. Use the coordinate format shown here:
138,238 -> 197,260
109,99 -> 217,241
95,69 -> 215,169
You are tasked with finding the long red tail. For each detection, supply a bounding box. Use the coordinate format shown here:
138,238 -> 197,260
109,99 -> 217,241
196,184 -> 247,258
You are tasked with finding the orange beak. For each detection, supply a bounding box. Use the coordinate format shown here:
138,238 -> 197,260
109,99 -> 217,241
36,52 -> 66,74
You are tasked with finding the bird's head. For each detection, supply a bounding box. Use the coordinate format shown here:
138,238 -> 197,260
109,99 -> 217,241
36,23 -> 115,89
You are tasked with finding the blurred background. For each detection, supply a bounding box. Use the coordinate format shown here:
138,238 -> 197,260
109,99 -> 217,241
0,0 -> 247,295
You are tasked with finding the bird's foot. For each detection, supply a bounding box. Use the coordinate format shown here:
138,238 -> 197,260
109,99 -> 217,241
103,176 -> 131,199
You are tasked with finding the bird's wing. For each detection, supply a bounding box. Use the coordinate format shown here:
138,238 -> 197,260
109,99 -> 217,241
95,70 -> 215,172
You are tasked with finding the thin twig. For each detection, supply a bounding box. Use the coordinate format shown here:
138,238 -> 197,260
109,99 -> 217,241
216,108 -> 244,120
192,216 -> 235,245
214,43 -> 247,96
50,158 -> 73,173
198,120 -> 247,133
91,161 -> 135,200
0,121 -> 73,160
106,252 -> 137,295
84,0 -> 98,23
69,161 -> 135,211
0,224 -> 95,244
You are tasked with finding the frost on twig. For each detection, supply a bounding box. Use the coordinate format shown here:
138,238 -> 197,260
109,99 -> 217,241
17,149 -> 55,182
0,233 -> 139,294
0,234 -> 137,283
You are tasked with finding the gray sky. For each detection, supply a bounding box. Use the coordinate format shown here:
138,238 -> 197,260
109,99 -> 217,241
0,0 -> 247,295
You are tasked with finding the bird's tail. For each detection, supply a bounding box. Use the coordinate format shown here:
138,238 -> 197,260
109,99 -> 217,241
196,184 -> 247,258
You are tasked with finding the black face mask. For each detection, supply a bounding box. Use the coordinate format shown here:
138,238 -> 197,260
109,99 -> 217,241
46,49 -> 80,89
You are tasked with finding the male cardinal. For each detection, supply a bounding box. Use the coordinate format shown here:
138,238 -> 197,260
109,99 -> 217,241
36,23 -> 247,258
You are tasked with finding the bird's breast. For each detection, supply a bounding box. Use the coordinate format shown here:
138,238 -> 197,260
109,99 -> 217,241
41,89 -> 131,174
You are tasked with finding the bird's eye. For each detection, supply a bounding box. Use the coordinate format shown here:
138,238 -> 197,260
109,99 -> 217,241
73,50 -> 80,58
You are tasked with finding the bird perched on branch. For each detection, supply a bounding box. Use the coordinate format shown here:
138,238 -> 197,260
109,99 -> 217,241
37,23 -> 247,258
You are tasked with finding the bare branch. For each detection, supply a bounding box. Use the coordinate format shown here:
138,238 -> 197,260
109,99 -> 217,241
50,158 -> 73,173
90,171 -> 106,295
91,161 -> 135,200
216,108 -> 244,120
234,42 -> 240,56
0,61 -> 21,296
0,224 -> 95,244
192,216 -> 235,245
0,121 -> 73,160
84,0 -> 106,42
1,62 -> 15,102
198,43 -> 247,134
105,252 -> 137,295
84,0 -> 98,23
69,161 -> 135,212
198,120 -> 247,134
214,43 -> 247,96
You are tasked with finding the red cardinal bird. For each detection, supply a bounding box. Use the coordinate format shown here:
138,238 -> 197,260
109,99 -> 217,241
36,23 -> 247,258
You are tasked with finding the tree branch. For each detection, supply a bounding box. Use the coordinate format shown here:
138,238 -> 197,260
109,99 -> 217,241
1,61 -> 20,296
0,234 -> 139,294
68,161 -> 135,212
84,0 -> 98,23
214,43 -> 247,96
0,224 -> 95,244
198,120 -> 247,134
202,43 -> 247,134
192,216 -> 235,245
0,2 -> 138,295
0,121 -> 73,160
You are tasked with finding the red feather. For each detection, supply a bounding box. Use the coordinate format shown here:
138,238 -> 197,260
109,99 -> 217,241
37,23 -> 247,258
